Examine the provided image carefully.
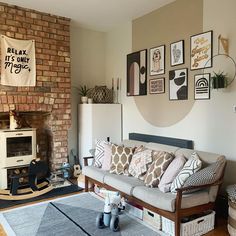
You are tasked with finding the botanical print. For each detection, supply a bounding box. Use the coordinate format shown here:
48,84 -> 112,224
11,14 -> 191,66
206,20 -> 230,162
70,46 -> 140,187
127,49 -> 147,96
194,74 -> 210,100
190,31 -> 213,70
169,68 -> 188,100
150,45 -> 165,76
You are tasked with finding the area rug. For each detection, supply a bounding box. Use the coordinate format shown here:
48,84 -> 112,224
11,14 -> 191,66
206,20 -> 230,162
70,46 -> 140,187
0,182 -> 83,210
0,192 -> 164,236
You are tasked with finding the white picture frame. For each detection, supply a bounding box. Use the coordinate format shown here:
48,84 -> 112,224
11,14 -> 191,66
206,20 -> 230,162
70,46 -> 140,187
170,40 -> 184,66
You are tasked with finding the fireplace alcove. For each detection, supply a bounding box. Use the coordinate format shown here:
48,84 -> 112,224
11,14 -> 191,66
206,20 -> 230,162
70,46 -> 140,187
0,112 -> 53,166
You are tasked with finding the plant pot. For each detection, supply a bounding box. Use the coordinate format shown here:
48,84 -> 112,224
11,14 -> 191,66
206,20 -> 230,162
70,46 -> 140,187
81,96 -> 88,104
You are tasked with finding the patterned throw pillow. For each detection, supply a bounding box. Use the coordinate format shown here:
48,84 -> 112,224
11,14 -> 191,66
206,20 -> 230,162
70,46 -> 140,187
158,154 -> 186,193
183,158 -> 226,190
109,144 -> 134,175
94,139 -> 109,168
170,152 -> 202,193
144,151 -> 174,187
128,146 -> 152,179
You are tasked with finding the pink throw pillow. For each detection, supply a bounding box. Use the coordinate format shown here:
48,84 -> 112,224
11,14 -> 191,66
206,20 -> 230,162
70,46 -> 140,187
158,154 -> 186,192
101,143 -> 112,171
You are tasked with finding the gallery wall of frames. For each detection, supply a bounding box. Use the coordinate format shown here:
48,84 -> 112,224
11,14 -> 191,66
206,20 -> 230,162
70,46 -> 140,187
127,30 -> 213,100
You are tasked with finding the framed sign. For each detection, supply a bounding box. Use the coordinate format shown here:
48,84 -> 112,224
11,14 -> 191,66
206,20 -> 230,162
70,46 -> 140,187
169,68 -> 188,100
149,78 -> 165,94
190,31 -> 213,70
170,40 -> 184,66
194,74 -> 210,100
150,45 -> 165,76
127,49 -> 147,96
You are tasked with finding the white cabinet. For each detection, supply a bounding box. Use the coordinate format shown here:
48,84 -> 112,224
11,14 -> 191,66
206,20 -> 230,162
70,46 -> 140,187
78,104 -> 122,166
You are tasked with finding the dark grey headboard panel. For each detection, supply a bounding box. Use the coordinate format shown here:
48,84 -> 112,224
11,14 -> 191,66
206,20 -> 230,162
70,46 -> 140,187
129,133 -> 193,149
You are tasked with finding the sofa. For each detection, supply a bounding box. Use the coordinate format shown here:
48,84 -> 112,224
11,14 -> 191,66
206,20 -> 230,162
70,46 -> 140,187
82,133 -> 226,236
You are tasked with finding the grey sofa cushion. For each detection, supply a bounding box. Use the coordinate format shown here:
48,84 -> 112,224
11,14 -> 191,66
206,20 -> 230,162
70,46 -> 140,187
82,166 -> 107,183
132,186 -> 210,212
104,173 -> 145,195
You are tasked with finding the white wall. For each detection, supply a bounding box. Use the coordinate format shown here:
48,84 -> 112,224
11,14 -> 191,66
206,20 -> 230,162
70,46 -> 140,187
69,24 -> 106,163
105,1 -> 236,187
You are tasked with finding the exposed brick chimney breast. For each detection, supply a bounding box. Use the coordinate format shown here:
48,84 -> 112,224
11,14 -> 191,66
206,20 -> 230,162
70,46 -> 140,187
0,3 -> 71,170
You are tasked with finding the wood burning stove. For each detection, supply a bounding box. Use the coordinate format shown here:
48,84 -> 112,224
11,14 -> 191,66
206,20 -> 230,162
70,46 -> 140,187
0,128 -> 36,189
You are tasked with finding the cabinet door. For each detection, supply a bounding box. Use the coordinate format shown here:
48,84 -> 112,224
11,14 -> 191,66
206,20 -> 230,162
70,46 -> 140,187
78,104 -> 122,166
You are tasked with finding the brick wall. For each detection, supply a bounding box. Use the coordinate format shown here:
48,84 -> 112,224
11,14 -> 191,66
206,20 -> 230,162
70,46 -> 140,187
0,3 -> 71,170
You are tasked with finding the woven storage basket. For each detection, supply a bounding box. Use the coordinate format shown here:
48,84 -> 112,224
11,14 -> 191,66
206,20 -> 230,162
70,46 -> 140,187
228,200 -> 236,235
143,208 -> 161,230
162,211 -> 215,236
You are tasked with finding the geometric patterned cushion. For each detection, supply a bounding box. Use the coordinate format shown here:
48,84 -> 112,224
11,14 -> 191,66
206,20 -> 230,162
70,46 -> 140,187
94,139 -> 109,168
158,154 -> 186,193
109,144 -> 134,175
170,152 -> 202,193
183,158 -> 226,191
128,146 -> 153,179
144,151 -> 174,188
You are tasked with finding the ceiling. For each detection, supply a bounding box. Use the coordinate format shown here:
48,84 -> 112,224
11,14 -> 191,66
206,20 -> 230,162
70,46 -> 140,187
1,0 -> 175,32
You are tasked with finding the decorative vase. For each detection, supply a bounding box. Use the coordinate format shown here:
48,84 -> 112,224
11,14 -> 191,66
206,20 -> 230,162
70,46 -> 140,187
10,114 -> 17,130
81,96 -> 88,104
88,98 -> 93,104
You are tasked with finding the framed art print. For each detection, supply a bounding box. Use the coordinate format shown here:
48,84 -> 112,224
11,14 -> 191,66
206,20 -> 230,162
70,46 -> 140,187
194,73 -> 210,100
190,30 -> 213,70
150,45 -> 165,76
127,49 -> 147,96
149,78 -> 165,94
169,68 -> 188,100
170,40 -> 184,66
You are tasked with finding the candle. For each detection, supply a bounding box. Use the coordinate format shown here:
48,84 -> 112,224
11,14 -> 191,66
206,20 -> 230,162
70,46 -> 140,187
117,78 -> 119,90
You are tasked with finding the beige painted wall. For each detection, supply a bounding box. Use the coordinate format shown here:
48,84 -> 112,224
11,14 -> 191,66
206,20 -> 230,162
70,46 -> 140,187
132,0 -> 203,127
203,0 -> 236,187
69,25 -> 106,161
105,0 -> 236,188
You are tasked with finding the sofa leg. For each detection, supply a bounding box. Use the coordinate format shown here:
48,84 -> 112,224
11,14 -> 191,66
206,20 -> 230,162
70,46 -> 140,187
175,219 -> 181,236
85,176 -> 88,192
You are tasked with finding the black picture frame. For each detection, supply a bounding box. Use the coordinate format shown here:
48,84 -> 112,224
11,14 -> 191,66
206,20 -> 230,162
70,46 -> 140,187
194,73 -> 210,100
169,68 -> 188,100
190,30 -> 213,70
149,45 -> 165,76
170,40 -> 184,66
127,49 -> 147,96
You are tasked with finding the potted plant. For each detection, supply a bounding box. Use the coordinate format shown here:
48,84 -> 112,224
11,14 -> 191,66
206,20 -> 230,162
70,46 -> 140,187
79,85 -> 91,104
211,71 -> 228,89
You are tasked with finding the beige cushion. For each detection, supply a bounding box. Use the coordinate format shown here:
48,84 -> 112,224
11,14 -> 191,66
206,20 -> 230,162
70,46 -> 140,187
109,144 -> 134,175
120,139 -> 148,148
175,148 -> 225,166
132,186 -> 210,212
144,151 -> 174,187
170,152 -> 202,193
128,146 -> 152,179
82,166 -> 107,183
159,154 -> 186,192
104,173 -> 145,195
145,142 -> 179,154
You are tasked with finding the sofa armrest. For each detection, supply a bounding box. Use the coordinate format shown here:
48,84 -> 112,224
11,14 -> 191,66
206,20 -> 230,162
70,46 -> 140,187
83,156 -> 94,166
175,179 -> 223,212
176,179 -> 223,193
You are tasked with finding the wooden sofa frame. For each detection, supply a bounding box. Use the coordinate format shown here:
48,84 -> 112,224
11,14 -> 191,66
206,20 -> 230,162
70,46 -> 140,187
83,133 -> 225,236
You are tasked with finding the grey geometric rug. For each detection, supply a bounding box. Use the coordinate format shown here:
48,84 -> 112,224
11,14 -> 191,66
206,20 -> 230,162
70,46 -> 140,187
0,193 -> 163,236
